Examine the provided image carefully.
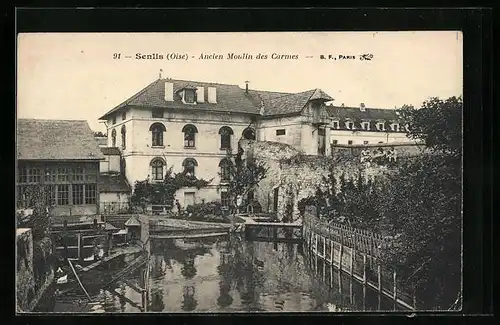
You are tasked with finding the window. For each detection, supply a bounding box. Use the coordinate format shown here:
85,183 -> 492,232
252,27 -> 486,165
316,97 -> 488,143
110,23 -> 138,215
85,184 -> 97,204
26,168 -> 41,183
122,111 -> 127,121
221,191 -> 229,207
57,184 -> 69,205
332,121 -> 340,129
363,141 -> 369,145
361,122 -> 370,130
72,184 -> 84,205
72,166 -> 84,181
184,89 -> 196,103
219,126 -> 233,150
152,108 -> 164,118
219,158 -> 232,182
45,185 -> 56,206
151,158 -> 165,180
317,128 -> 325,136
44,167 -> 56,183
391,123 -> 400,132
345,121 -> 354,130
378,141 -> 384,144
120,125 -> 126,149
182,124 -> 198,148
85,164 -> 97,182
182,158 -> 198,177
57,167 -> 69,182
348,140 -> 353,145
242,127 -> 256,140
150,123 -> 166,147
377,122 -> 385,131
332,140 -> 338,145
276,129 -> 286,136
111,129 -> 117,147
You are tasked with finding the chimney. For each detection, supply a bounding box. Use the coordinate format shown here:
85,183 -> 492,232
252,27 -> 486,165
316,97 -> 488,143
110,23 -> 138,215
164,81 -> 174,101
196,86 -> 204,103
245,81 -> 249,94
341,103 -> 345,107
159,69 -> 163,79
360,103 -> 366,111
207,86 -> 217,103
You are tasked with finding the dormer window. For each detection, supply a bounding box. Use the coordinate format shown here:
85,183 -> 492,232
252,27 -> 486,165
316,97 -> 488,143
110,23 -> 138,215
332,121 -> 340,129
345,121 -> 354,130
361,121 -> 370,130
376,122 -> 386,131
391,123 -> 400,132
184,89 -> 196,104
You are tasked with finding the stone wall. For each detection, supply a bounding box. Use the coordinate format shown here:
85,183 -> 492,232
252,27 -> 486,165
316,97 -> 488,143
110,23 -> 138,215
240,140 -> 394,222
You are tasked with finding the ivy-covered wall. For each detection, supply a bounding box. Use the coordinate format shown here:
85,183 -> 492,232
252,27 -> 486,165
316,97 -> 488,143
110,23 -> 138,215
16,228 -> 35,312
240,140 -> 394,222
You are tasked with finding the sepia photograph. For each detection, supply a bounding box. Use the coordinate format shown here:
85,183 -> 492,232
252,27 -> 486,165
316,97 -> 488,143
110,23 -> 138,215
16,31 -> 463,313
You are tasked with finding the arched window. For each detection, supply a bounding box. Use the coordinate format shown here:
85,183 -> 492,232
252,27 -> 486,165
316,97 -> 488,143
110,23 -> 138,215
219,126 -> 234,150
182,124 -> 198,148
219,158 -> 232,182
111,129 -> 117,147
242,127 -> 256,140
182,158 -> 198,177
150,158 -> 166,180
150,123 -> 166,147
121,125 -> 126,149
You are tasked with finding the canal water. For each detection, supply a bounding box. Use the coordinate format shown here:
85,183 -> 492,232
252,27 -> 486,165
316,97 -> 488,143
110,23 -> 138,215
51,235 -> 403,313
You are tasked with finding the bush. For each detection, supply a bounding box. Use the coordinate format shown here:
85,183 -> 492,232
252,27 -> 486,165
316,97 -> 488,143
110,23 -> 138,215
185,201 -> 228,222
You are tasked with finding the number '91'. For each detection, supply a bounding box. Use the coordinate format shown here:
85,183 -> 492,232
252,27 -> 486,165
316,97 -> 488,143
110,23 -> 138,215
113,53 -> 121,59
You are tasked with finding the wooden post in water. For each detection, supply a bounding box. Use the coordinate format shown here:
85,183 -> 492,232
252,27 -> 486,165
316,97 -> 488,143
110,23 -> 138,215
377,264 -> 382,292
393,269 -> 397,303
363,254 -> 367,284
77,233 -> 83,263
330,239 -> 334,264
323,236 -> 326,259
349,248 -> 353,276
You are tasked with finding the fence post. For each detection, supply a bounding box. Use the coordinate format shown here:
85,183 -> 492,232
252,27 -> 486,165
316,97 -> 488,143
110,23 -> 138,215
363,254 -> 367,284
77,233 -> 83,263
393,269 -> 397,302
377,264 -> 382,292
330,239 -> 334,264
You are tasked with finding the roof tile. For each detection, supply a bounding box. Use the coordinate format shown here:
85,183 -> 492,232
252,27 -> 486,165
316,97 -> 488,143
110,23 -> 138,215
17,119 -> 104,161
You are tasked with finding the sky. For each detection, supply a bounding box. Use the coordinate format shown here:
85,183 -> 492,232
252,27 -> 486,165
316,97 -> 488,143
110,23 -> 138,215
17,32 -> 463,132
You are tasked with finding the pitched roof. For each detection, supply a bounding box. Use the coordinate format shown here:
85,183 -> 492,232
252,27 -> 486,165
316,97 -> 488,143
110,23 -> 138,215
17,119 -> 104,161
99,78 -> 261,119
100,147 -> 121,156
99,78 -> 334,119
326,105 -> 400,122
246,88 -> 333,117
99,173 -> 131,193
125,216 -> 141,227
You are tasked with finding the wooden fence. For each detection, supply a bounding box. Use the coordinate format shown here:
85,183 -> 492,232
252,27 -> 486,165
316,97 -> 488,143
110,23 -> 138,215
303,211 -> 416,310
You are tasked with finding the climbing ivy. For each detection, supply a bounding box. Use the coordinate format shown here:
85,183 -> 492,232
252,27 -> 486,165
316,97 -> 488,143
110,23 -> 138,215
130,166 -> 212,213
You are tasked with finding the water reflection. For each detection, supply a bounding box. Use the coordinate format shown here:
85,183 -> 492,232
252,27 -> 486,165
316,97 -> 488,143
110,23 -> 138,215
52,234 -> 403,313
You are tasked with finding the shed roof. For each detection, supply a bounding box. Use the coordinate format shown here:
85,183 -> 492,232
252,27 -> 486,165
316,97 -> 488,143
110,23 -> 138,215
17,119 -> 104,161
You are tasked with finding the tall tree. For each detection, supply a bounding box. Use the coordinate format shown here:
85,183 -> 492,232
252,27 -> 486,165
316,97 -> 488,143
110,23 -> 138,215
219,141 -> 268,217
398,96 -> 462,157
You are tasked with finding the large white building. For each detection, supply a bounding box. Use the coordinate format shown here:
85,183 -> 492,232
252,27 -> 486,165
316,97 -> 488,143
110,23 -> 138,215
98,76 -> 333,208
326,104 -> 413,145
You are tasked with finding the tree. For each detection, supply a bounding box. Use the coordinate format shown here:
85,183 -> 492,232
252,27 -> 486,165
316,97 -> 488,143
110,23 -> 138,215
397,96 -> 462,157
219,141 -> 268,217
16,184 -> 53,240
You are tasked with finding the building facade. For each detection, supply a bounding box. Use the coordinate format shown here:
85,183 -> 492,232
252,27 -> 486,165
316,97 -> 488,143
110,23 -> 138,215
16,119 -> 104,217
326,104 -> 414,145
98,77 -> 334,208
98,147 -> 131,213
